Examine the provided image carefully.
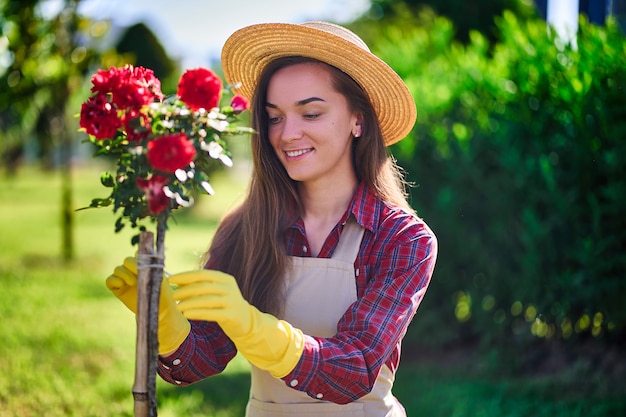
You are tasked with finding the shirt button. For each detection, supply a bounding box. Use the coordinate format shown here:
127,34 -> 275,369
302,246 -> 308,253
289,379 -> 298,387
316,393 -> 323,399
172,359 -> 181,366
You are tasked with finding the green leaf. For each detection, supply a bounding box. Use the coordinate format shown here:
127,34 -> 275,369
89,198 -> 112,208
115,217 -> 125,233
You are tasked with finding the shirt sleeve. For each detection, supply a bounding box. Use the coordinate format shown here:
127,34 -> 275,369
157,320 -> 238,385
279,216 -> 438,404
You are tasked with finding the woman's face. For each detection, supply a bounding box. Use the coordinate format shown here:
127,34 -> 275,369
265,62 -> 360,186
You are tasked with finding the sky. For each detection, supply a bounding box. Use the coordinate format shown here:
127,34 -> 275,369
73,0 -> 371,69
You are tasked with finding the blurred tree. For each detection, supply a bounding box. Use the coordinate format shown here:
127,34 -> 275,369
365,8 -> 626,362
352,0 -> 536,44
115,22 -> 178,93
0,0 -> 108,261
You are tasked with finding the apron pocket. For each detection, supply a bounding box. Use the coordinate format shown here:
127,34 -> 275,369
247,398 -> 365,417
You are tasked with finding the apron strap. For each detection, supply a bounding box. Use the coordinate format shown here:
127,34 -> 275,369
332,217 -> 365,263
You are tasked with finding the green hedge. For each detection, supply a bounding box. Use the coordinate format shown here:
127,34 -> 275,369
374,12 -> 626,355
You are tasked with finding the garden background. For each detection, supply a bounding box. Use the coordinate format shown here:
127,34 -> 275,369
1,0 -> 625,416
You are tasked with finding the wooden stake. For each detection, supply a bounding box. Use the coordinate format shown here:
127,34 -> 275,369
133,231 -> 160,417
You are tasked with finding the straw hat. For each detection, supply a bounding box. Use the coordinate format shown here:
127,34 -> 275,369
221,21 -> 416,146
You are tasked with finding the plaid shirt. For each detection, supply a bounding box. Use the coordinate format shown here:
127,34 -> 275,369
158,182 -> 437,404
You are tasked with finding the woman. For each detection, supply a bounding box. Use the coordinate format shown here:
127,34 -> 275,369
107,21 -> 437,416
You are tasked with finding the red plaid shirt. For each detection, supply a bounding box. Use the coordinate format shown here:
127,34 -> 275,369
158,182 -> 438,404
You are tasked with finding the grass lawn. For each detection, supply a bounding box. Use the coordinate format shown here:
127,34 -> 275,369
1,164 -> 624,416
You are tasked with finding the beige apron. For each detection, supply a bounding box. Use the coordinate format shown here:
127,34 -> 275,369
246,219 -> 405,417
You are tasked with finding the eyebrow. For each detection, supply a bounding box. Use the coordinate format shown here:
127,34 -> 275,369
265,96 -> 326,108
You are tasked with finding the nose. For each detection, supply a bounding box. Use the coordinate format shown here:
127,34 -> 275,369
280,115 -> 303,143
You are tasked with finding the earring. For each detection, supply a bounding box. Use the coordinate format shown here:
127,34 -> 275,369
353,127 -> 361,138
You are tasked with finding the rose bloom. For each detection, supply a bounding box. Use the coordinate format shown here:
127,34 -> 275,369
231,94 -> 250,115
79,93 -> 122,140
90,65 -> 163,110
113,66 -> 163,110
122,109 -> 151,142
90,67 -> 121,95
131,66 -> 164,101
177,68 -> 222,111
146,133 -> 196,173
136,175 -> 170,215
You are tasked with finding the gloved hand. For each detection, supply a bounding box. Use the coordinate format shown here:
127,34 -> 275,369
106,257 -> 191,355
169,270 -> 304,378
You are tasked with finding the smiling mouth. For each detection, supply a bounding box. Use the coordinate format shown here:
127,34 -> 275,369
285,148 -> 312,157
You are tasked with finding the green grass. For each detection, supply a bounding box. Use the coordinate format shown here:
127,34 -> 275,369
0,164 -> 250,417
1,165 -> 624,416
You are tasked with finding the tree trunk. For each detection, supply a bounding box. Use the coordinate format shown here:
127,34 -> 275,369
60,136 -> 74,262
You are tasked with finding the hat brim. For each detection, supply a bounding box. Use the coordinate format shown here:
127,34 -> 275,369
221,22 -> 416,146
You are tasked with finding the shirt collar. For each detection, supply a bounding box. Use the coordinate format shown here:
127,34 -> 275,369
346,181 -> 378,233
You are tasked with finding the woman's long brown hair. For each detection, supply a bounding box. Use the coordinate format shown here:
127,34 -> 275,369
203,57 -> 414,316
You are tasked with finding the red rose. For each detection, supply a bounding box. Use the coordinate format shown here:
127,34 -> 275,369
113,66 -> 163,110
79,93 -> 122,140
91,65 -> 163,111
122,109 -> 151,142
230,94 -> 250,114
177,68 -> 222,111
91,67 -> 125,95
137,175 -> 170,214
146,133 -> 196,173
131,66 -> 164,102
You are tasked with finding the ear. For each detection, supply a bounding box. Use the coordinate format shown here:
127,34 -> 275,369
352,114 -> 364,138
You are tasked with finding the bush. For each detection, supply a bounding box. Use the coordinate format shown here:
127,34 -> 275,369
374,11 -> 626,359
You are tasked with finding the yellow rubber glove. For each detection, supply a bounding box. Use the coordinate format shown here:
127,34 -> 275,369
169,270 -> 304,378
106,257 -> 191,355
